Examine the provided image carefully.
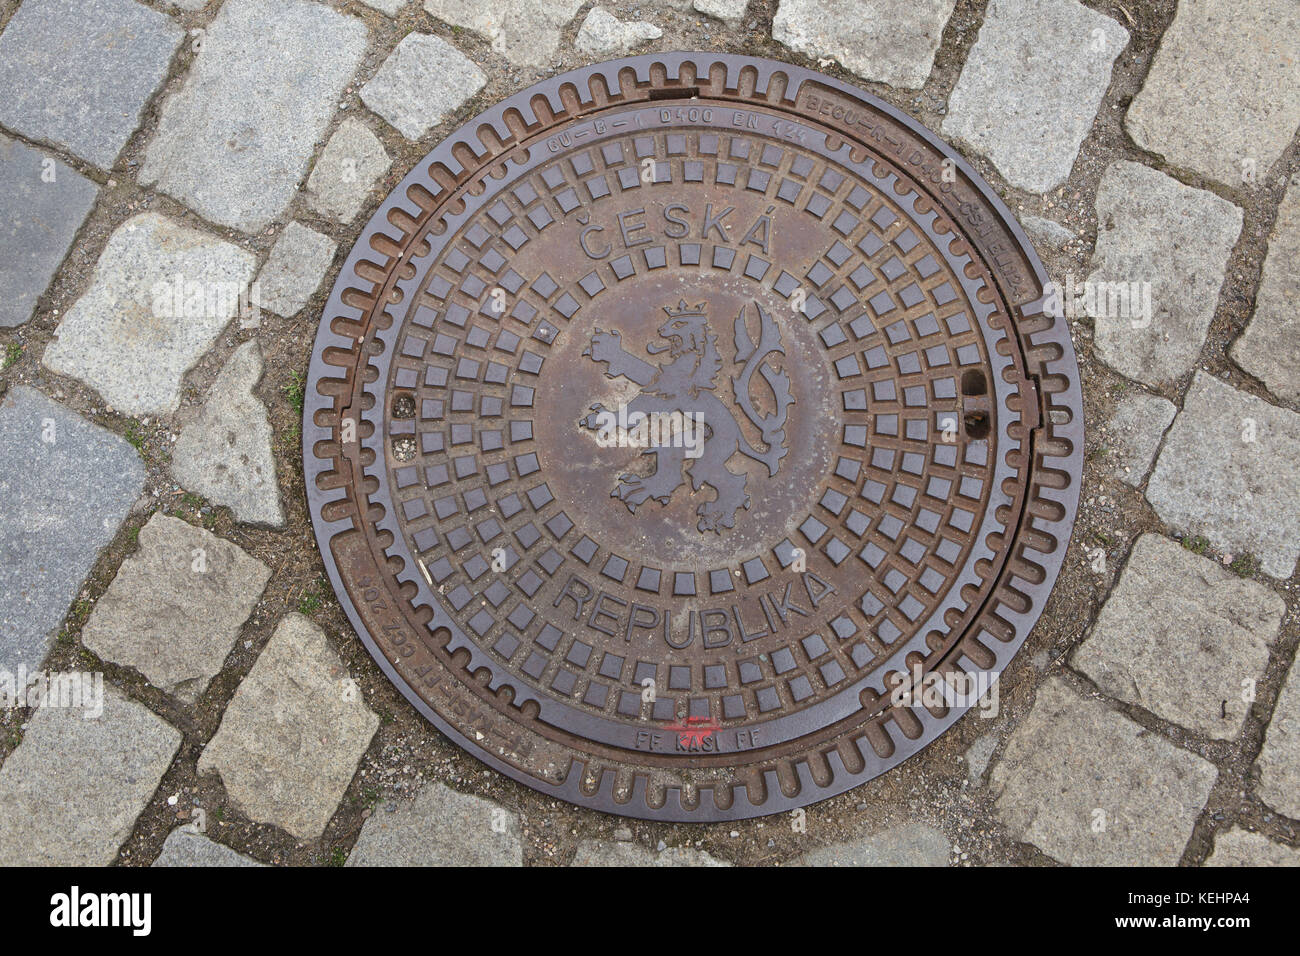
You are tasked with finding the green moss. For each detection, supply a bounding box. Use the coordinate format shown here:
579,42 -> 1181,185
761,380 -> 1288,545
321,846 -> 347,867
279,420 -> 301,450
1229,554 -> 1258,578
283,371 -> 306,417
297,577 -> 329,615
123,419 -> 146,451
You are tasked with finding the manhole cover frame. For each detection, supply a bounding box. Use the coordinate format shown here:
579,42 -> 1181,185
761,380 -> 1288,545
303,52 -> 1084,822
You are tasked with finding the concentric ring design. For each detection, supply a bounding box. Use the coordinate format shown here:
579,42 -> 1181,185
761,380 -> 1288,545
304,54 -> 1083,821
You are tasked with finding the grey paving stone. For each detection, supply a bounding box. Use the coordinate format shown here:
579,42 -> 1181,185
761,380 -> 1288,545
360,33 -> 485,140
1103,391 -> 1176,487
81,514 -> 270,700
1021,215 -> 1075,251
305,119 -> 392,224
793,823 -> 949,866
575,8 -> 662,56
571,840 -> 730,867
0,137 -> 98,329
358,0 -> 405,14
170,341 -> 284,526
1257,658 -> 1300,820
1232,175 -> 1300,406
0,0 -> 181,168
423,0 -> 584,68
694,0 -> 748,23
965,733 -> 999,782
0,387 -> 145,673
1073,534 -> 1284,739
153,825 -> 265,866
347,783 -> 522,866
1147,372 -> 1300,579
991,677 -> 1217,866
42,213 -> 256,417
256,222 -> 336,318
773,0 -> 955,90
0,683 -> 180,865
198,613 -> 378,839
1088,162 -> 1242,388
1125,0 -> 1300,190
1205,828 -> 1300,867
141,0 -> 368,232
942,0 -> 1127,193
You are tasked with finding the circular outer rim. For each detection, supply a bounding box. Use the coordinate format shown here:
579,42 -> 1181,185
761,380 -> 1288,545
303,52 -> 1084,822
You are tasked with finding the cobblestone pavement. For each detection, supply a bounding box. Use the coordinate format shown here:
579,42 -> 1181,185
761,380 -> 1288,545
0,0 -> 1297,867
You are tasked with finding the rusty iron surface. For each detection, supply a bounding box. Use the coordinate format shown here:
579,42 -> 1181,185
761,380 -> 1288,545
303,53 -> 1084,821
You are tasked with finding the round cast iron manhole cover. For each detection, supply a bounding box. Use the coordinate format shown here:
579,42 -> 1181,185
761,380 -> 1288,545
304,54 -> 1083,821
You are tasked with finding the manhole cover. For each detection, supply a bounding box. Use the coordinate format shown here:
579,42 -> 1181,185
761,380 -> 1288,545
304,54 -> 1083,821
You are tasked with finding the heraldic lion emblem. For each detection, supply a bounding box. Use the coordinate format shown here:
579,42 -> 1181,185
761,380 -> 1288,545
578,299 -> 796,534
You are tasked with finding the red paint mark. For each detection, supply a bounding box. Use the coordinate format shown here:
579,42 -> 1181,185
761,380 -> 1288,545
663,715 -> 719,748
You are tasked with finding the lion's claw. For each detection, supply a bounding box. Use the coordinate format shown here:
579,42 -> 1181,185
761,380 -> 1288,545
611,472 -> 681,512
696,496 -> 745,534
579,403 -> 611,430
612,475 -> 654,509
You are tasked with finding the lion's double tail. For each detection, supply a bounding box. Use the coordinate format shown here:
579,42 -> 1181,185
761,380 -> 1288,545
738,427 -> 787,476
733,303 -> 795,477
